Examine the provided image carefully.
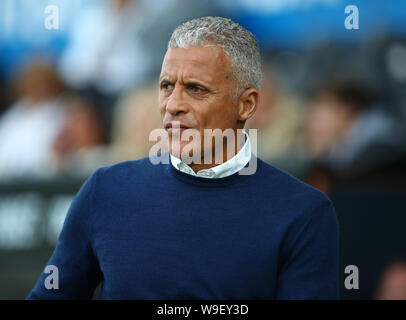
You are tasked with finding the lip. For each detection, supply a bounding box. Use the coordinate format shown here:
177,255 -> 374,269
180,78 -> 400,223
164,123 -> 190,131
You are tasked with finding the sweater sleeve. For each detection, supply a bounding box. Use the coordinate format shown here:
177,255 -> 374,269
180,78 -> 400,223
26,170 -> 102,299
276,197 -> 339,300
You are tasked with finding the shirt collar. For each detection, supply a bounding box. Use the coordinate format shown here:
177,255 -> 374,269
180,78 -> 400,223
170,130 -> 251,179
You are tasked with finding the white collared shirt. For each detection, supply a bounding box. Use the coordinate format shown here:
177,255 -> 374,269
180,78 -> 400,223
170,130 -> 251,178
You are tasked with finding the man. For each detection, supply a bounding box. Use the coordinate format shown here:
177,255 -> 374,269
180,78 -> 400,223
27,16 -> 338,299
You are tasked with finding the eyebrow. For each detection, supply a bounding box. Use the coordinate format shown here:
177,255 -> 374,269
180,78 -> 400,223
184,81 -> 209,88
159,74 -> 168,81
159,77 -> 212,90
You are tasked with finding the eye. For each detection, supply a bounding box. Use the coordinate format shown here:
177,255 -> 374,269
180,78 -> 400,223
160,81 -> 174,91
192,86 -> 203,93
188,85 -> 207,95
160,81 -> 174,96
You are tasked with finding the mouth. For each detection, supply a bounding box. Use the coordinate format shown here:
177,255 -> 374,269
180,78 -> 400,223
165,122 -> 191,133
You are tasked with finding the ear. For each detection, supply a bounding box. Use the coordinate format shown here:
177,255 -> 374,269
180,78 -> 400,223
237,88 -> 259,121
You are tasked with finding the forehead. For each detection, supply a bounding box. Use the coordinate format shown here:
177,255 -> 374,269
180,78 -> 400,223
160,45 -> 231,81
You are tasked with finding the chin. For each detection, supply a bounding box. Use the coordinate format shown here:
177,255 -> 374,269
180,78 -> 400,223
169,140 -> 203,164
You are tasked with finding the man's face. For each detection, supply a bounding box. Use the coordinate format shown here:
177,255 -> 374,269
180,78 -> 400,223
159,45 -> 240,159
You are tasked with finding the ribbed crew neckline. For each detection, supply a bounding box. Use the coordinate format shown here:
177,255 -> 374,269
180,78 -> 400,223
164,155 -> 257,188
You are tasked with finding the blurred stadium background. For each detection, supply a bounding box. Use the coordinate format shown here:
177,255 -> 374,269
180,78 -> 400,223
0,0 -> 406,299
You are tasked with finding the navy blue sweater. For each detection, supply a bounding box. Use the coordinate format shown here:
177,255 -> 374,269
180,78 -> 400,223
27,156 -> 339,299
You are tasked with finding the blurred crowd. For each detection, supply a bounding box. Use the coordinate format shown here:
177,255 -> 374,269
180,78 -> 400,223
0,0 -> 406,299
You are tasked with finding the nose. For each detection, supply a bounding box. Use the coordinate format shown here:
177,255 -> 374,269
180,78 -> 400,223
165,85 -> 189,116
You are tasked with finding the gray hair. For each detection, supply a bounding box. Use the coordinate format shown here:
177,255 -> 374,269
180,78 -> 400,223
168,16 -> 262,97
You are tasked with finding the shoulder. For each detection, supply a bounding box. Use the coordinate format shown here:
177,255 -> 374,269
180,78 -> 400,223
93,154 -> 168,183
255,159 -> 338,246
82,155 -> 169,203
255,157 -> 335,218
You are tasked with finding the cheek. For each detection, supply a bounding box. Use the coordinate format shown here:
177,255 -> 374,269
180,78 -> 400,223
158,101 -> 166,117
206,97 -> 237,128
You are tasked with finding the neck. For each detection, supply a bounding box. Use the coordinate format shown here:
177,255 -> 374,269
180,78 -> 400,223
189,131 -> 246,173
